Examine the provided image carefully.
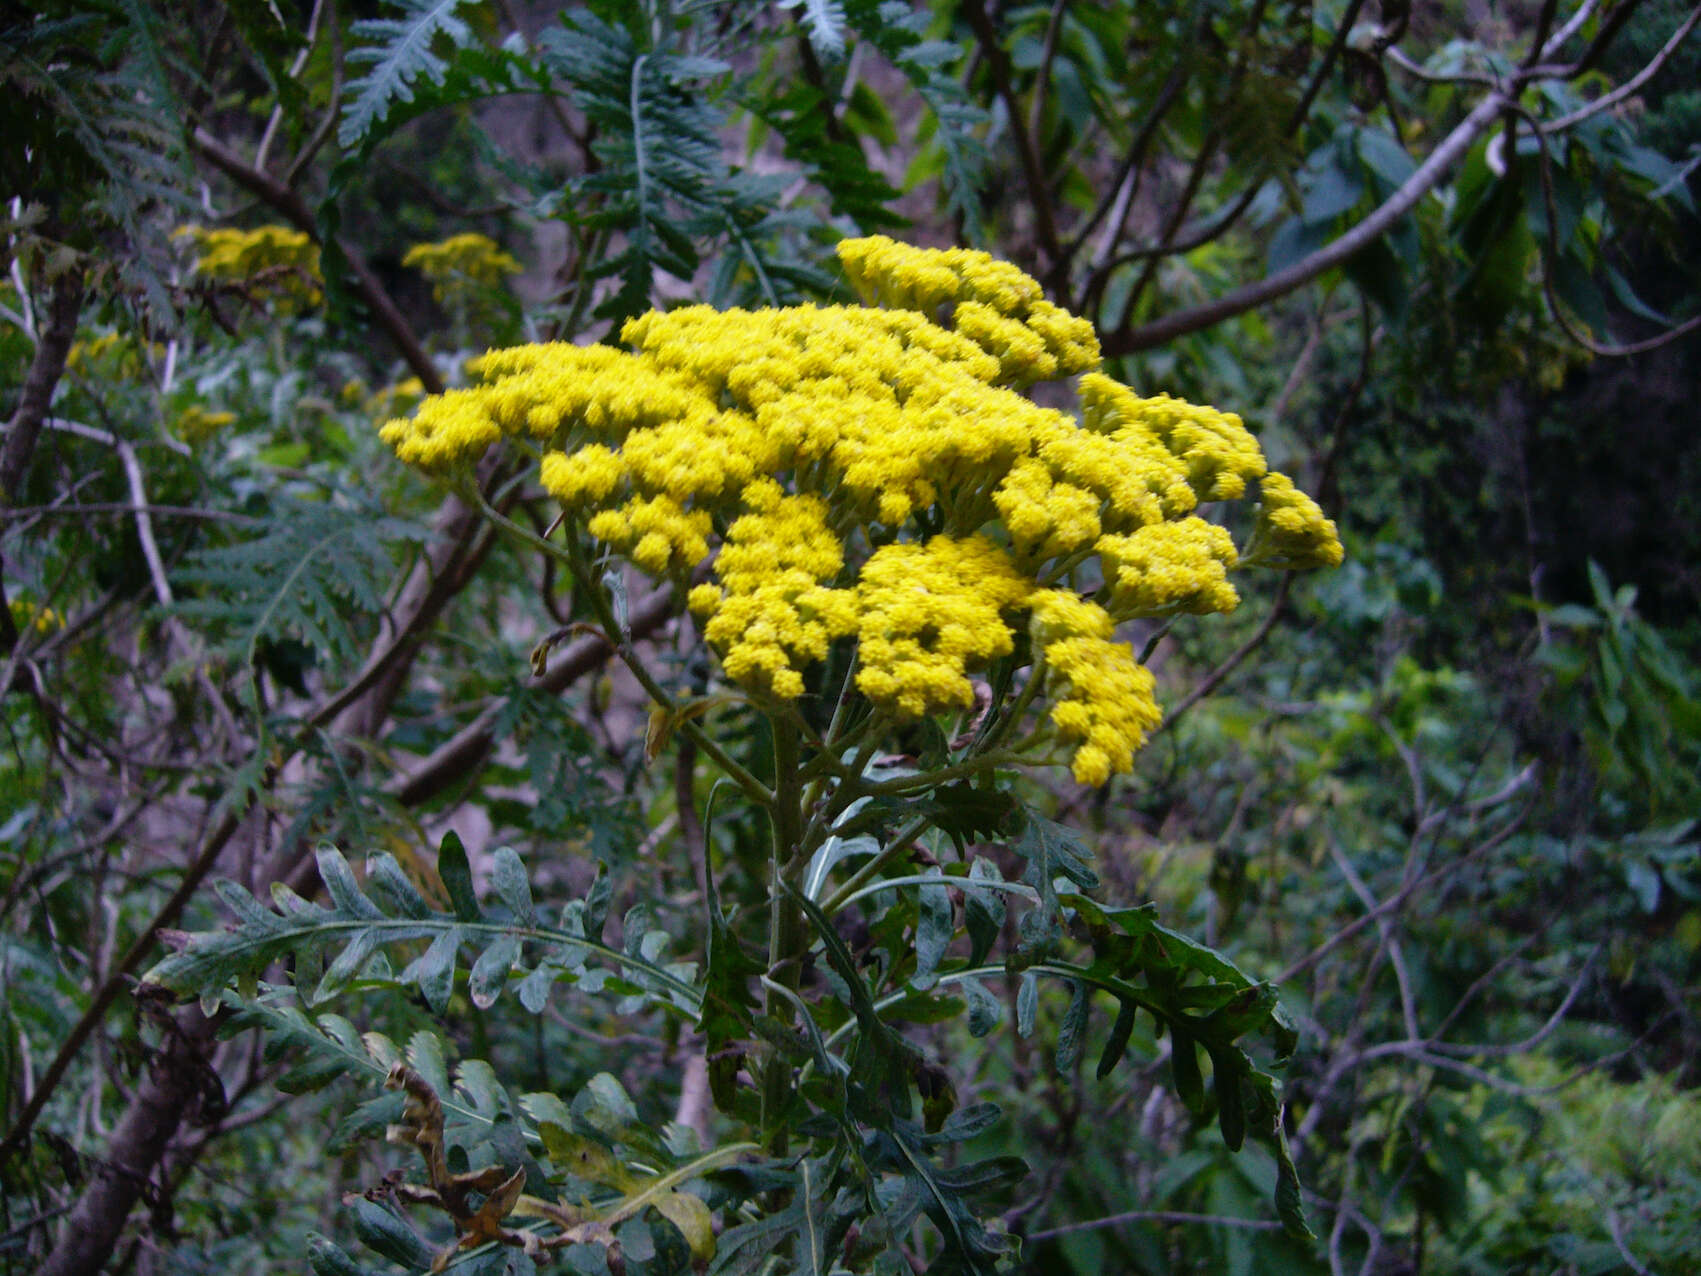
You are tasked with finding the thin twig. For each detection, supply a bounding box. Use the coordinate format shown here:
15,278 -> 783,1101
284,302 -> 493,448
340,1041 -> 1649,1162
43,420 -> 172,606
1029,1209 -> 1282,1240
1160,572 -> 1292,729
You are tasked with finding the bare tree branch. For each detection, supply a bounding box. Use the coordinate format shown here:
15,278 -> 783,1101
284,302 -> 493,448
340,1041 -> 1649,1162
961,0 -> 1062,264
1105,90 -> 1507,354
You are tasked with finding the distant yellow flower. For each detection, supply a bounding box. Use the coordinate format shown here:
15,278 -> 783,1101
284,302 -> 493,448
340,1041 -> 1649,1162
380,237 -> 1343,783
366,378 -> 427,422
66,332 -> 164,380
174,405 -> 238,444
9,598 -> 63,636
402,233 -> 522,303
176,224 -> 322,306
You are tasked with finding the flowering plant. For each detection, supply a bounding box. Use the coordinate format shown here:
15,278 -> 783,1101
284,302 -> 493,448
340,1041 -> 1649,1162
152,238 -> 1337,1273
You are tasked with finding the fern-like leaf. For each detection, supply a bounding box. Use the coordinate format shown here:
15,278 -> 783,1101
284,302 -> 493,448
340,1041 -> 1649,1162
538,13 -> 827,322
339,0 -> 478,149
171,498 -> 422,672
2,8 -> 195,311
780,0 -> 849,60
145,844 -> 702,1020
844,0 -> 989,238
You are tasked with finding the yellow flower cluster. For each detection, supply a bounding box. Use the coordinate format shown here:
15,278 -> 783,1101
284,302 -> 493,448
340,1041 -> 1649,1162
688,480 -> 855,699
1097,518 -> 1240,617
402,233 -> 522,303
586,494 -> 712,576
854,536 -> 1031,718
381,238 -> 1344,783
1249,473 -> 1345,569
175,225 -> 322,306
1077,373 -> 1266,503
366,378 -> 427,422
66,332 -> 164,379
9,598 -> 63,636
838,235 -> 1098,387
1029,591 -> 1162,786
174,405 -> 237,444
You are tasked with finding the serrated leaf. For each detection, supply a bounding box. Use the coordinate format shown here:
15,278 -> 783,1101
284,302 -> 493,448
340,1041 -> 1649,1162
172,500 -> 421,670
932,1102 -> 1001,1145
583,862 -> 612,939
316,846 -> 382,920
307,1233 -> 371,1276
339,0 -> 477,148
364,853 -> 431,919
516,962 -> 554,1013
1015,971 -> 1037,1039
651,1187 -> 715,1262
782,0 -> 847,59
1012,811 -> 1098,894
1172,1030 -> 1205,1113
573,1072 -> 639,1141
1213,1047 -> 1246,1151
349,1197 -> 436,1269
212,877 -> 281,927
312,929 -> 379,1004
1055,981 -> 1089,1074
1097,998 -> 1138,1079
622,903 -> 656,959
1274,1116 -> 1314,1239
962,976 -> 1001,1038
962,857 -> 1006,967
328,1090 -> 404,1152
407,1030 -> 451,1097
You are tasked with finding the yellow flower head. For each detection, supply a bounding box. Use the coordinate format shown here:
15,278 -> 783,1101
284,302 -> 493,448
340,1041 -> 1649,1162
379,238 -> 1342,783
1096,518 -> 1240,618
9,598 -> 63,636
402,233 -> 522,303
66,332 -> 166,381
174,405 -> 238,444
837,236 -> 1099,386
175,224 -> 322,307
854,536 -> 1030,719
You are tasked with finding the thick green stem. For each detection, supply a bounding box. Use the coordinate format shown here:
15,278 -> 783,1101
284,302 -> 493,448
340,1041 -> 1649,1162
760,716 -> 808,1150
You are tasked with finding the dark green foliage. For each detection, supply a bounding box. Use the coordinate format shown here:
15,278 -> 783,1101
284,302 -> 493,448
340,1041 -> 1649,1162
843,0 -> 988,237
12,3 -> 1701,1273
489,686 -> 644,860
0,3 -> 192,305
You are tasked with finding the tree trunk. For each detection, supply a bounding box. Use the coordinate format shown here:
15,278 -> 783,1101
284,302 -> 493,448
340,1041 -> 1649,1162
38,1013 -> 219,1276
